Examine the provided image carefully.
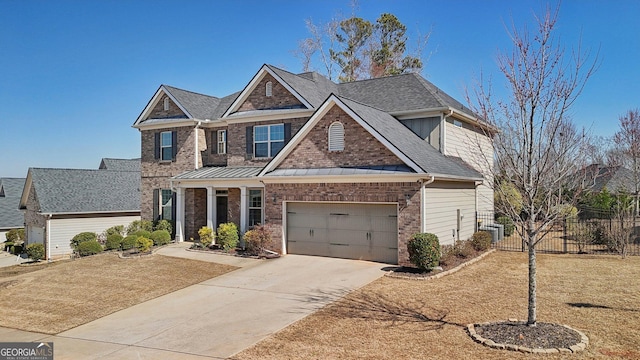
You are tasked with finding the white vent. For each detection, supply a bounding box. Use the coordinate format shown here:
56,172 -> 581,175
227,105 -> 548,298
328,122 -> 345,151
266,81 -> 273,97
163,97 -> 170,111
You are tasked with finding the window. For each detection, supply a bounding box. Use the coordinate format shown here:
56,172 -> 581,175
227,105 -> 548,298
217,130 -> 227,154
265,81 -> 273,97
163,97 -> 170,111
248,189 -> 263,227
453,119 -> 463,127
161,189 -> 173,220
160,131 -> 173,161
328,121 -> 345,151
254,124 -> 284,158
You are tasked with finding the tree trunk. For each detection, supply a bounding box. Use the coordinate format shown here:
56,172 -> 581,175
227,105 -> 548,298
527,233 -> 537,326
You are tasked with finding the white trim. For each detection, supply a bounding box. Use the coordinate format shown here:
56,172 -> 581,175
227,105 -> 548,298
207,187 -> 215,231
172,179 -> 264,189
240,186 -> 247,234
133,86 -> 194,126
133,118 -> 196,130
259,95 -> 423,176
260,174 -> 429,184
222,65 -> 313,118
224,109 -> 314,122
175,188 -> 185,242
328,121 -> 345,151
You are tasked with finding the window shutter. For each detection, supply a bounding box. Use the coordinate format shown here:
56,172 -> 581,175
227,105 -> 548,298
284,123 -> 292,143
246,126 -> 253,159
154,132 -> 160,159
211,131 -> 217,154
171,131 -> 178,161
153,189 -> 159,221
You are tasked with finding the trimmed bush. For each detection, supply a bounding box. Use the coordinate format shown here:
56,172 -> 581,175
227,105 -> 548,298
105,234 -> 124,250
154,219 -> 173,234
26,243 -> 45,261
132,230 -> 152,239
126,220 -> 153,235
497,216 -> 515,237
121,235 -> 138,251
77,240 -> 103,256
70,232 -> 97,250
217,222 -> 239,252
5,228 -> 25,242
244,225 -> 273,255
136,237 -> 153,253
104,225 -> 125,237
470,231 -> 492,251
407,233 -> 440,270
198,227 -> 214,247
150,230 -> 171,246
10,244 -> 23,255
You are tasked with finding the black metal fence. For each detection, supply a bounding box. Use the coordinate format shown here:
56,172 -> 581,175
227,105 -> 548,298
476,212 -> 640,256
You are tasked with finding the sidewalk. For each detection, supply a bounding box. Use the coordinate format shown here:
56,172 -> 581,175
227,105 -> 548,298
0,250 -> 29,268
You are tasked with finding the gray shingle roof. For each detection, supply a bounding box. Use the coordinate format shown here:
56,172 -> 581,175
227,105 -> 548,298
337,96 -> 483,179
0,178 -> 25,229
175,166 -> 263,180
268,65 -> 338,108
586,165 -> 635,193
99,158 -> 141,171
163,85 -> 222,120
27,168 -> 140,214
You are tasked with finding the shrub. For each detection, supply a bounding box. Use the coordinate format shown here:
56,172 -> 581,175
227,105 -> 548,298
150,230 -> 171,246
407,233 -> 440,270
70,232 -> 98,250
244,225 -> 273,255
451,240 -> 475,258
3,241 -> 13,252
136,237 -> 153,253
496,216 -> 515,237
126,220 -> 153,235
25,243 -> 45,261
77,240 -> 103,256
121,235 -> 138,251
105,234 -> 124,250
10,244 -> 23,255
217,222 -> 239,252
5,228 -> 25,242
132,230 -> 152,239
470,231 -> 492,251
198,227 -> 214,248
103,225 -> 125,237
154,219 -> 173,234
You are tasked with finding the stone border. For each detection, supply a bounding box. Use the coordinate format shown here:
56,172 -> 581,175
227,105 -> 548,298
467,321 -> 589,354
385,249 -> 496,280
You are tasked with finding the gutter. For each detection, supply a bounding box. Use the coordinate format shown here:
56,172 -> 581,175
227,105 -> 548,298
420,176 -> 435,233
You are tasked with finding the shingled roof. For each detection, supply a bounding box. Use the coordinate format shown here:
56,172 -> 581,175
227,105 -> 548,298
99,158 -> 141,172
21,168 -> 140,214
0,178 -> 25,230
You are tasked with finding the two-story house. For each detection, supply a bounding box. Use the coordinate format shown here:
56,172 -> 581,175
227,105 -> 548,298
133,64 -> 495,265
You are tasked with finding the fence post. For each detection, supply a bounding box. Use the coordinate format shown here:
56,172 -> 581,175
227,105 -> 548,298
563,218 -> 567,254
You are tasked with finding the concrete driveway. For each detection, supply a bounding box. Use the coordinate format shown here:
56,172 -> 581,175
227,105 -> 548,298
1,247 -> 386,359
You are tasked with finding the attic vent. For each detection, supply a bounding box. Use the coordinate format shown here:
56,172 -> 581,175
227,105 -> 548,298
328,122 -> 345,152
163,97 -> 170,111
266,81 -> 273,97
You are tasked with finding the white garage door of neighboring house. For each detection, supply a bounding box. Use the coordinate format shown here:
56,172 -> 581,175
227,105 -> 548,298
286,202 -> 398,264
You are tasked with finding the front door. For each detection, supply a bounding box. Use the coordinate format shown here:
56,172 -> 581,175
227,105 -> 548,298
216,196 -> 228,228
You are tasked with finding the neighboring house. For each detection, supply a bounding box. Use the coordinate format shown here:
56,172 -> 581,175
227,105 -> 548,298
0,178 -> 26,243
582,164 -> 636,194
99,157 -> 141,171
19,162 -> 141,260
133,64 -> 495,265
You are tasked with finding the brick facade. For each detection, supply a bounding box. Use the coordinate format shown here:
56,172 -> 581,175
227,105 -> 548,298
278,106 -> 403,169
184,188 -> 207,240
150,95 -> 187,119
23,183 -> 45,244
264,182 -> 421,266
237,74 -> 303,112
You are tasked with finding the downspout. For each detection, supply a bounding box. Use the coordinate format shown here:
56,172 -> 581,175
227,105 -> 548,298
45,214 -> 52,262
420,176 -> 436,233
441,109 -> 454,154
194,120 -> 202,169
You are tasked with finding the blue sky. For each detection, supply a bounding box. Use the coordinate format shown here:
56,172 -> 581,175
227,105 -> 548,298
1,0 -> 638,178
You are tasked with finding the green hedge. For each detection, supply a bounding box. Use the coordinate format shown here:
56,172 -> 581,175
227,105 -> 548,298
407,233 -> 440,270
77,240 -> 103,256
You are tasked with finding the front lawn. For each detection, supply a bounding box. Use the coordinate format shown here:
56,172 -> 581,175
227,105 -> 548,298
0,253 -> 236,334
234,251 -> 640,359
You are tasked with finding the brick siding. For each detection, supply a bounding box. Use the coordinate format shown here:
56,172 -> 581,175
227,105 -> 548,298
149,95 -> 187,119
237,74 -> 303,112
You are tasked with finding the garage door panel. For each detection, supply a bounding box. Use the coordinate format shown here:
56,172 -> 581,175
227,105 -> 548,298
287,202 -> 398,264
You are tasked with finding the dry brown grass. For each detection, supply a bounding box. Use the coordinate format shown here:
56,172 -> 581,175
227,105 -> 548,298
0,253 -> 236,334
234,252 -> 640,360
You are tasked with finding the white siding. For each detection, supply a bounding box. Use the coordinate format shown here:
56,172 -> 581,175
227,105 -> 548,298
48,215 -> 140,257
424,182 -> 476,246
445,121 -> 494,212
0,230 -> 7,243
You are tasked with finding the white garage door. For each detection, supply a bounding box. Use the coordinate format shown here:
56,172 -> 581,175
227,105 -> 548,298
286,202 -> 398,264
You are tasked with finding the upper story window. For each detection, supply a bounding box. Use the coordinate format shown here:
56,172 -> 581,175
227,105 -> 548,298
217,130 -> 227,154
265,81 -> 273,97
160,131 -> 173,161
453,119 -> 463,127
163,97 -> 170,111
254,124 -> 284,158
328,121 -> 345,151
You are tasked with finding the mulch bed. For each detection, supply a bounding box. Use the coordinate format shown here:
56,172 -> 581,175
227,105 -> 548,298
474,321 -> 583,349
388,247 -> 487,278
189,244 -> 280,259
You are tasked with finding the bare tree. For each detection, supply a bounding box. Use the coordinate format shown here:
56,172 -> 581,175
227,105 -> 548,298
468,5 -> 598,326
613,109 -> 640,216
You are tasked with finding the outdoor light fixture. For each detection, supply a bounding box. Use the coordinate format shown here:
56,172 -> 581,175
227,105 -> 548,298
405,194 -> 412,205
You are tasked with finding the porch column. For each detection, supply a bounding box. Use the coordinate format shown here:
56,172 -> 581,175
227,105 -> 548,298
175,187 -> 185,242
240,186 -> 248,234
207,186 -> 216,230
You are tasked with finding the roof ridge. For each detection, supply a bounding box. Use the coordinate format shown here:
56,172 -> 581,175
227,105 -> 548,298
411,74 -> 450,108
162,84 -> 220,100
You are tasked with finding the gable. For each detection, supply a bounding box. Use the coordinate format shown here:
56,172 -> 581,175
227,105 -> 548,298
237,74 -> 305,113
276,105 -> 405,170
148,94 -> 188,120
